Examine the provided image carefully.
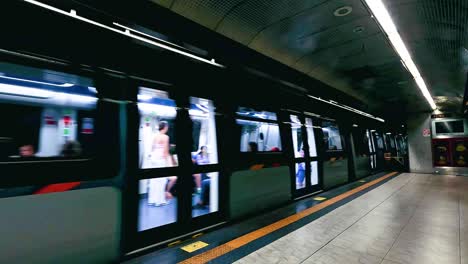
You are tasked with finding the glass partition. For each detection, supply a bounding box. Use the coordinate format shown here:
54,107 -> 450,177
236,107 -> 277,121
0,62 -> 97,161
305,118 -> 317,157
290,115 -> 303,158
322,121 -> 343,151
138,87 -> 178,169
190,97 -> 218,165
237,119 -> 282,152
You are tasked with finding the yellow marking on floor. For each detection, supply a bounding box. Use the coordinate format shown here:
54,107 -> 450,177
313,196 -> 327,201
179,172 -> 398,264
168,240 -> 182,247
181,241 -> 209,253
192,233 -> 203,238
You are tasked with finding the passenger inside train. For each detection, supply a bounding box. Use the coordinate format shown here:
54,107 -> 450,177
138,91 -> 220,230
0,62 -> 97,162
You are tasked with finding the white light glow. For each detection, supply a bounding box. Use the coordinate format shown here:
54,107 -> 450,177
0,75 -> 74,87
138,102 -> 177,116
0,83 -> 53,98
137,94 -> 153,101
353,124 -> 359,127
308,95 -> 385,122
23,0 -> 224,68
0,83 -> 97,104
364,0 -> 436,110
189,109 -> 208,117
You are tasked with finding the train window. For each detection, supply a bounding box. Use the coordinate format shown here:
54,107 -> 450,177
236,107 -> 277,121
138,87 -> 178,169
190,97 -> 218,165
290,115 -> 303,158
310,161 -> 318,185
322,121 -> 343,151
367,130 -> 374,153
138,176 -> 178,231
237,119 -> 282,152
353,129 -> 369,157
192,171 -> 219,217
295,162 -> 306,189
305,118 -> 317,157
0,62 -> 97,161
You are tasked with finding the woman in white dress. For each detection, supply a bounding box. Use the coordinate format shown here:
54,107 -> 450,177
148,121 -> 177,206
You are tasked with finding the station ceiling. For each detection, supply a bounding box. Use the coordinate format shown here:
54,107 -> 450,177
150,0 -> 468,114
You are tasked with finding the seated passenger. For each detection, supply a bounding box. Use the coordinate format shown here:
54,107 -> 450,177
195,146 -> 210,165
19,144 -> 35,158
248,142 -> 258,153
194,178 -> 211,209
271,147 -> 281,167
192,146 -> 210,193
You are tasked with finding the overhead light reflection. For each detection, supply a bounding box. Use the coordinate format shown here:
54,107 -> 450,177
364,0 -> 436,110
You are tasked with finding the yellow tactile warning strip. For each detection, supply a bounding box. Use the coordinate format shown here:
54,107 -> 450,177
313,196 -> 327,201
181,241 -> 209,253
179,172 -> 398,264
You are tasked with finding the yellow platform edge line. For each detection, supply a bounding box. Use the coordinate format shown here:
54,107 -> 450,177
179,171 -> 398,264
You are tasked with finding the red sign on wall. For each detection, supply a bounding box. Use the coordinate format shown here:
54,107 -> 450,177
423,128 -> 431,137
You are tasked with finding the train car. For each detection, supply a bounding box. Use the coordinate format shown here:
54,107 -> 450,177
0,1 -> 408,263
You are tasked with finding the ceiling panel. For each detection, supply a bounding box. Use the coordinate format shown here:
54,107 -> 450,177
170,0 -> 246,29
150,0 -> 464,113
384,0 -> 468,110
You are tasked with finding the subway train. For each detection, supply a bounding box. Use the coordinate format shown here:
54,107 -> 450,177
0,1 -> 409,263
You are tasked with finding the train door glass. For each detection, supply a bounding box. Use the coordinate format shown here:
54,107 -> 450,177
189,97 -> 219,217
138,87 -> 178,231
321,120 -> 348,189
290,115 -> 305,189
367,130 -> 376,169
372,131 -> 384,170
290,114 -> 320,194
305,118 -> 318,186
352,128 -> 371,179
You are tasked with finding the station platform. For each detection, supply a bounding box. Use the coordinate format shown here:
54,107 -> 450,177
124,172 -> 468,264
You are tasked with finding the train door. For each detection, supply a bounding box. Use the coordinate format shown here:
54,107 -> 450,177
319,119 -> 348,189
371,131 -> 385,170
367,130 -> 377,170
126,83 -> 224,252
288,113 -> 321,198
351,127 -> 372,179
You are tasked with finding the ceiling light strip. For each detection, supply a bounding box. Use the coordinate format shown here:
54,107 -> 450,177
308,95 -> 385,122
0,75 -> 74,87
363,0 -> 436,110
23,0 -> 224,68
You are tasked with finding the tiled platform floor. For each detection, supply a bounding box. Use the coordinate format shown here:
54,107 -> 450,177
236,173 -> 468,264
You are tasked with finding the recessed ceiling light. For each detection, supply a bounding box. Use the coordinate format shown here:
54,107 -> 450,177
334,6 -> 353,17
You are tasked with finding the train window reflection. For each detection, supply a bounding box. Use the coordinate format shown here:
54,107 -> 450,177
353,129 -> 369,157
138,87 -> 178,169
236,107 -> 277,121
305,118 -> 317,157
192,171 -> 219,217
295,162 -> 306,189
138,176 -> 178,231
290,115 -> 303,158
310,161 -> 318,185
190,97 -> 218,165
322,121 -> 343,151
237,119 -> 282,152
0,62 -> 97,161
